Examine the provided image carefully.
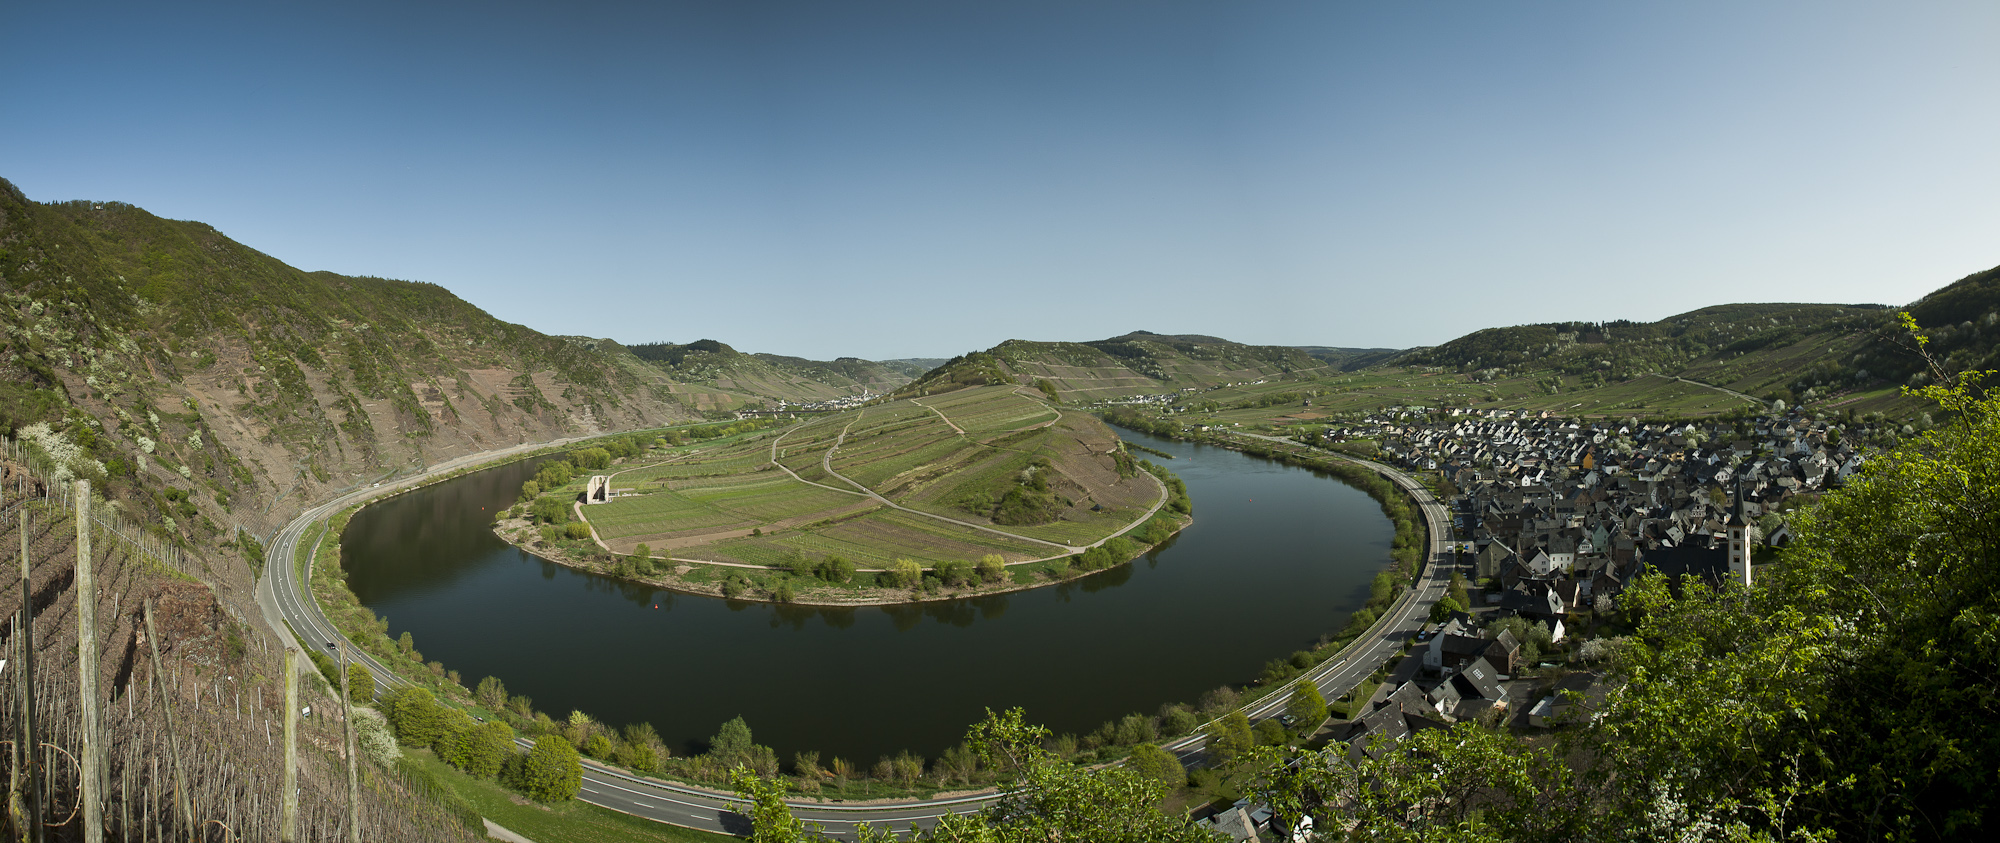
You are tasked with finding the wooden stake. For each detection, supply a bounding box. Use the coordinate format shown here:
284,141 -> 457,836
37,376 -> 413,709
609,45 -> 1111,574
75,480 -> 104,843
19,509 -> 42,843
282,648 -> 298,842
141,600 -> 192,843
339,644 -> 359,843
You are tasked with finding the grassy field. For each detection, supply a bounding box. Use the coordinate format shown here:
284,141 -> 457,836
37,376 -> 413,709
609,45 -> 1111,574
561,386 -> 1157,570
403,751 -> 734,843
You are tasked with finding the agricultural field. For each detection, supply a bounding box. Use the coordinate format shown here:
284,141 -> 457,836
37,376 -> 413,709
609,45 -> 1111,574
551,385 -> 1166,572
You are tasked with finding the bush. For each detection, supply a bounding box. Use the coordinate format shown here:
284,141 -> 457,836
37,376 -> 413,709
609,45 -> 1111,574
508,737 -> 583,802
976,554 -> 1006,583
1159,705 -> 1199,737
887,558 -> 923,588
1126,743 -> 1185,788
935,558 -> 973,587
385,687 -> 446,748
563,522 -> 591,541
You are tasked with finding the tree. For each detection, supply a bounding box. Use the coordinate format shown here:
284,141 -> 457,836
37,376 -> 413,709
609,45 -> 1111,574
1285,682 -> 1327,733
346,663 -> 374,702
1125,743 -> 1184,788
935,558 -> 974,587
511,737 -> 582,802
888,558 -> 923,589
1158,705 -> 1198,737
1254,718 -> 1288,746
711,716 -> 756,768
966,708 -> 1221,843
385,686 -> 446,748
976,554 -> 1007,583
475,675 -> 507,711
455,721 -> 515,779
731,767 -> 822,843
1205,711 -> 1254,765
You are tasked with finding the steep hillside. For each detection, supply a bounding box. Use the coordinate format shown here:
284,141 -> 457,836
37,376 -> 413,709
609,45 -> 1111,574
1295,346 -> 1402,371
623,339 -> 924,409
900,331 -> 1333,402
1391,301 -> 1918,413
0,177 -> 692,549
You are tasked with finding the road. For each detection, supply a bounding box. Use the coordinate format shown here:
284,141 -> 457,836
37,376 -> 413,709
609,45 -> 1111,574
254,427 -> 1453,839
1160,431 -> 1458,762
254,438 -> 991,840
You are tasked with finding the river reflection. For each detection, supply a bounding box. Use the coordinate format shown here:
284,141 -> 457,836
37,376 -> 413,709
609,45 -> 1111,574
343,430 -> 1392,762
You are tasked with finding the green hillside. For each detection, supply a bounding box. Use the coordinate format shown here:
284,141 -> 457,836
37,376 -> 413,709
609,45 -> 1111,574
623,339 -> 926,410
900,331 -> 1334,402
0,177 -> 693,546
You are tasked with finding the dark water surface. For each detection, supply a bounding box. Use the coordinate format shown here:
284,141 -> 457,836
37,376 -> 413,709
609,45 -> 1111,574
341,430 -> 1391,763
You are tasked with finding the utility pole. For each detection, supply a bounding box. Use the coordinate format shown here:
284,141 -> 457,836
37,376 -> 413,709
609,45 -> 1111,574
75,480 -> 103,843
282,648 -> 298,842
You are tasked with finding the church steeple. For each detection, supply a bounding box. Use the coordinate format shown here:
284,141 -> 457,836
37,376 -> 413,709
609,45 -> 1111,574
1726,478 -> 1752,586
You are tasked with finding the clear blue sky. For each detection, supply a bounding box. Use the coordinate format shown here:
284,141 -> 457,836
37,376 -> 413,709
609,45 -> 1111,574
7,1 -> 1998,360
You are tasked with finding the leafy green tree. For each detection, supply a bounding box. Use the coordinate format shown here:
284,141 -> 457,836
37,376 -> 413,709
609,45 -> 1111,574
474,675 -> 506,711
455,721 -> 515,779
935,558 -> 974,587
731,767 -> 823,843
1125,743 -> 1184,788
510,737 -> 583,802
1204,711 -> 1254,765
1285,682 -> 1327,733
711,716 -> 756,768
517,479 -> 540,503
887,558 -> 923,589
975,554 -> 1008,583
1113,713 -> 1156,746
345,663 -> 374,702
1158,705 -> 1198,737
1253,718 -> 1287,746
967,708 -> 1220,843
385,686 -> 446,748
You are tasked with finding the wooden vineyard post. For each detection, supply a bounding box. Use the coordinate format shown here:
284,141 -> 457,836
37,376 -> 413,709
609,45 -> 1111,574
141,600 -> 193,843
282,648 -> 298,842
74,480 -> 103,843
340,643 -> 359,843
19,510 -> 42,843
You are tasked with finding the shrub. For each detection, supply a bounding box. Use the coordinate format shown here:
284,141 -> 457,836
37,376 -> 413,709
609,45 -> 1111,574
563,522 -> 591,541
976,554 -> 1006,583
935,558 -> 973,587
508,737 -> 582,802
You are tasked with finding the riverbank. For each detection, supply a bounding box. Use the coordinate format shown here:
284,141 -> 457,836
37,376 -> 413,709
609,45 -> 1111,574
489,507 -> 1193,607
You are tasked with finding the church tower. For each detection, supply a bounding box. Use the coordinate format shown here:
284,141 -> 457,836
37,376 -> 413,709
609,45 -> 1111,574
1726,481 -> 1753,587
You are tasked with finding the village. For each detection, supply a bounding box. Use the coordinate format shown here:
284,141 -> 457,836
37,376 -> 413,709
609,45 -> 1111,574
1198,404 -> 1875,842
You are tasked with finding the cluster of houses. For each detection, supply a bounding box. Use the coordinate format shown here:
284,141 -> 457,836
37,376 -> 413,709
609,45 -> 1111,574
1301,407 -> 1866,776
1332,406 -> 1867,590
765,391 -> 880,414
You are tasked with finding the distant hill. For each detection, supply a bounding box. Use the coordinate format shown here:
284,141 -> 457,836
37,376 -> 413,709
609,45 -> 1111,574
1294,346 -> 1402,371
621,340 -> 925,410
0,177 -> 693,545
1390,301 -> 1916,408
898,331 -> 1333,402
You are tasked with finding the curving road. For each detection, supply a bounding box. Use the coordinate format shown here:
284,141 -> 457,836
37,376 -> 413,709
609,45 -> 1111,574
1159,432 -> 1457,762
254,427 -> 1453,839
253,439 -> 994,840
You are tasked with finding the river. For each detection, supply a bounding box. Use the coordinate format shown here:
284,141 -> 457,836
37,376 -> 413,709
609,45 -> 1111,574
340,428 -> 1392,764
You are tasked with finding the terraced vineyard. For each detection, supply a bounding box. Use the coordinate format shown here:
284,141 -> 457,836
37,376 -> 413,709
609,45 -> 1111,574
570,385 -> 1167,570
